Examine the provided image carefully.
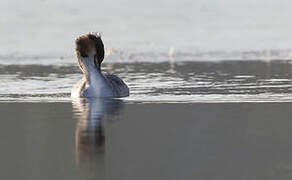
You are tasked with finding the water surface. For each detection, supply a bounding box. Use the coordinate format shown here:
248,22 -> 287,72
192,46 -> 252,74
1,61 -> 292,103
1,101 -> 292,180
1,60 -> 292,179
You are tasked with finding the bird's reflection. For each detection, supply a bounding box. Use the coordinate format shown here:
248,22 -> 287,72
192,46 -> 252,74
72,98 -> 123,167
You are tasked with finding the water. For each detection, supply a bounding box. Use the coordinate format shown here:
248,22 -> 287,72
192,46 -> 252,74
1,61 -> 292,103
1,60 -> 292,179
2,0 -> 292,179
2,101 -> 292,180
2,0 -> 292,60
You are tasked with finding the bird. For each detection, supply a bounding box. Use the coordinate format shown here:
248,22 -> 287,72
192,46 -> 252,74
71,32 -> 129,98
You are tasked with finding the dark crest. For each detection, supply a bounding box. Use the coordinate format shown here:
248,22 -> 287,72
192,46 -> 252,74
75,32 -> 105,66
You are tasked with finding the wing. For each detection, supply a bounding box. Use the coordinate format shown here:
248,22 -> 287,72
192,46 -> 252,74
71,77 -> 87,98
104,73 -> 129,97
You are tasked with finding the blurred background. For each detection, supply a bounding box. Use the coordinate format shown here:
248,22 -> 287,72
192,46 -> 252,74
1,0 -> 292,62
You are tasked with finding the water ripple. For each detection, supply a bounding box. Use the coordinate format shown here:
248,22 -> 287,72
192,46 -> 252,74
1,61 -> 292,103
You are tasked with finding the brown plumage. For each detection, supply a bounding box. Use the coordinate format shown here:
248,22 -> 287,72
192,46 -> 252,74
72,32 -> 129,98
75,33 -> 105,67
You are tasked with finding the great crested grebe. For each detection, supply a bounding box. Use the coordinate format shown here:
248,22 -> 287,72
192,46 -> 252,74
71,32 -> 129,98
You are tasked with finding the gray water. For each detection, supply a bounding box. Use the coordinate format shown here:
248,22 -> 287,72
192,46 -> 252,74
1,61 -> 292,103
1,101 -> 292,180
1,61 -> 292,180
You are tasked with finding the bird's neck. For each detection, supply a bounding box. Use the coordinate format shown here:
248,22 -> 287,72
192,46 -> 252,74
80,57 -> 104,86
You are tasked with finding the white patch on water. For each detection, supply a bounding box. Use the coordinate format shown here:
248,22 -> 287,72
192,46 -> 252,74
123,94 -> 292,103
